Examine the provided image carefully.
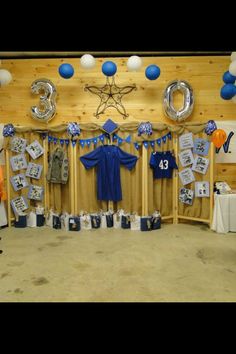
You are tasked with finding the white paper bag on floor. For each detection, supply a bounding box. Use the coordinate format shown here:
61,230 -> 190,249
46,210 -> 57,227
130,214 -> 141,231
113,209 -> 124,229
101,214 -> 107,228
0,201 -> 7,226
80,214 -> 92,230
27,211 -> 37,227
61,213 -> 71,231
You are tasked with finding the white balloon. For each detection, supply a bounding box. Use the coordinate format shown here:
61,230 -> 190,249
0,69 -> 12,86
127,55 -> 142,71
80,54 -> 96,69
229,60 -> 236,76
231,52 -> 236,62
232,95 -> 236,103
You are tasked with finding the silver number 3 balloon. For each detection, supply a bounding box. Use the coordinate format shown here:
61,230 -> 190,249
30,78 -> 57,122
163,80 -> 194,122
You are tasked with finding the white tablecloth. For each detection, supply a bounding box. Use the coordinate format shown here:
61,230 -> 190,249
211,194 -> 236,234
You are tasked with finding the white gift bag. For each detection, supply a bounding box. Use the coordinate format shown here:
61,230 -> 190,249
0,201 -> 7,227
60,212 -> 71,231
113,209 -> 124,229
27,211 -> 37,227
130,214 -> 141,231
46,210 -> 57,227
100,214 -> 107,228
80,214 -> 92,230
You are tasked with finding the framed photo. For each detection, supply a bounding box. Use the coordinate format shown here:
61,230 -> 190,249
192,155 -> 209,175
179,133 -> 194,150
178,149 -> 194,167
179,167 -> 195,186
179,188 -> 194,205
10,173 -> 29,191
26,140 -> 44,160
10,154 -> 28,171
10,137 -> 27,153
195,181 -> 210,197
25,162 -> 43,180
11,196 -> 28,215
27,184 -> 44,201
193,138 -> 210,156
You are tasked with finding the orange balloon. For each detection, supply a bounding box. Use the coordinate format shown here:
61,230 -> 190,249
211,129 -> 227,148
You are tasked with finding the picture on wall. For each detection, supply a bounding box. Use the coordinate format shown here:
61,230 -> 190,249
10,154 -> 28,171
193,138 -> 210,156
25,162 -> 43,180
178,149 -> 194,167
27,184 -> 44,201
10,137 -> 27,154
179,133 -> 194,150
10,173 -> 29,191
179,188 -> 194,205
179,167 -> 195,186
195,181 -> 210,197
11,196 -> 28,215
26,140 -> 44,160
192,156 -> 209,175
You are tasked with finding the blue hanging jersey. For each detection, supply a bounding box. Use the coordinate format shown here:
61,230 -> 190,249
80,145 -> 138,201
150,151 -> 178,178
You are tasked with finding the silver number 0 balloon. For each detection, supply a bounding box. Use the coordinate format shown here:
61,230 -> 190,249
30,78 -> 57,122
163,80 -> 194,122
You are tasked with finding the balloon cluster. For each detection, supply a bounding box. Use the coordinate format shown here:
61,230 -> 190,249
138,122 -> 153,136
67,122 -> 80,138
2,124 -> 15,137
220,52 -> 236,102
205,120 -> 227,148
58,54 -> 96,79
58,55 -> 161,81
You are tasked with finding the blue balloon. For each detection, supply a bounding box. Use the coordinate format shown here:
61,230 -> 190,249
58,63 -> 74,79
223,71 -> 236,84
220,84 -> 236,100
145,65 -> 161,80
102,61 -> 117,76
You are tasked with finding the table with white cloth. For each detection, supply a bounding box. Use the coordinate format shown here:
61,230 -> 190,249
211,193 -> 236,234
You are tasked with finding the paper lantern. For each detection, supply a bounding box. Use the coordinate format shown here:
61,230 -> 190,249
211,129 -> 227,148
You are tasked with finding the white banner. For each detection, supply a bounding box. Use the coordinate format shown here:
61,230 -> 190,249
215,121 -> 236,163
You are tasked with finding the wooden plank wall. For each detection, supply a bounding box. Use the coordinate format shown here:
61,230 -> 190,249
0,56 -> 235,187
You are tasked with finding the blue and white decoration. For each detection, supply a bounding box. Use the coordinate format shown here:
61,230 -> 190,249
220,52 -> 236,103
134,132 -> 172,150
138,122 -> 153,136
112,134 -> 131,145
67,122 -> 81,138
2,124 -> 15,137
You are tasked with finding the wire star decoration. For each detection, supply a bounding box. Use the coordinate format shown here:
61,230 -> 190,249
84,76 -> 137,119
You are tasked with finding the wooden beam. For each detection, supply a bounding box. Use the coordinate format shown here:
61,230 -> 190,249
142,144 -> 148,216
5,149 -> 11,227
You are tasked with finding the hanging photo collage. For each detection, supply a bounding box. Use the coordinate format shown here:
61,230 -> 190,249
10,137 -> 44,214
178,132 -> 211,205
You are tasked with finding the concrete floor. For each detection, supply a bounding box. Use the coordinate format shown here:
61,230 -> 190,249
0,223 -> 236,302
